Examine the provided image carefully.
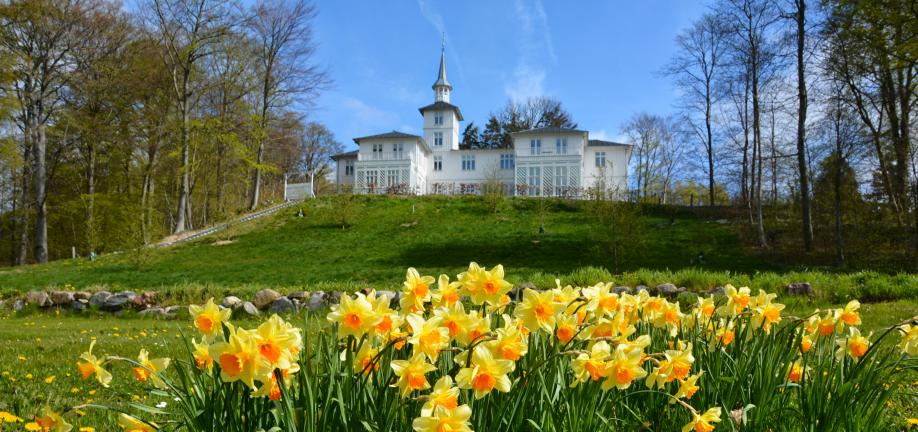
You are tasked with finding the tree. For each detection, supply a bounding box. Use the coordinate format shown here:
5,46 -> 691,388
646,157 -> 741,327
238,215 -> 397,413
247,0 -> 328,210
480,96 -> 577,149
298,122 -> 341,197
148,0 -> 232,234
788,0 -> 815,251
461,122 -> 480,148
666,13 -> 728,207
622,113 -> 680,203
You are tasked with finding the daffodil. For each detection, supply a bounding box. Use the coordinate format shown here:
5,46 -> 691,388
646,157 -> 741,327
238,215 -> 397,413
898,324 -> 918,356
76,340 -> 112,387
132,349 -> 170,390
254,315 -> 302,370
816,310 -> 841,337
653,300 -> 683,337
34,407 -> 71,432
400,267 -> 435,312
368,291 -> 402,338
787,359 -> 808,383
682,407 -> 721,432
751,290 -> 784,333
455,345 -> 514,399
717,285 -> 751,316
601,343 -> 647,390
433,303 -> 472,340
514,288 -> 558,333
457,262 -> 487,303
406,314 -> 450,362
839,300 -> 861,327
474,264 -> 513,306
192,339 -> 213,370
188,298 -> 231,339
391,353 -> 437,398
208,325 -> 270,389
836,326 -> 870,360
583,282 -> 619,317
570,340 -> 611,387
487,315 -> 528,361
800,334 -> 813,353
674,372 -> 703,400
647,342 -> 694,389
412,405 -> 473,432
432,274 -> 462,308
347,341 -> 380,375
555,313 -> 579,344
117,414 -> 156,432
421,375 -> 460,416
327,292 -> 382,340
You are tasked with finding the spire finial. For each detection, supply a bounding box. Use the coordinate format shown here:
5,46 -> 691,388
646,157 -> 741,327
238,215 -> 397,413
441,32 -> 446,52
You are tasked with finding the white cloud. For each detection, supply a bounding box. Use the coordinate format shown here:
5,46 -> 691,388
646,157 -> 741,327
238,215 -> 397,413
504,65 -> 546,101
416,0 -> 466,83
504,0 -> 555,101
589,129 -> 631,143
399,124 -> 419,134
340,96 -> 399,130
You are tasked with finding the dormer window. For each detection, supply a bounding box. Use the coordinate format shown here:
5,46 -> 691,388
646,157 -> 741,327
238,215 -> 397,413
556,138 -> 568,155
434,112 -> 444,125
393,143 -> 404,159
372,144 -> 383,160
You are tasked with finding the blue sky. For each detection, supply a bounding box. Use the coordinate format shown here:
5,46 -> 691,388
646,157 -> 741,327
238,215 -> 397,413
309,0 -> 709,151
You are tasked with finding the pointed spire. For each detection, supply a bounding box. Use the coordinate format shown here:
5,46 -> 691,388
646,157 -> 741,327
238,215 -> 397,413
432,33 -> 451,91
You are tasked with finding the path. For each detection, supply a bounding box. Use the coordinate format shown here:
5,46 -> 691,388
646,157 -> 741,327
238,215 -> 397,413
155,200 -> 302,247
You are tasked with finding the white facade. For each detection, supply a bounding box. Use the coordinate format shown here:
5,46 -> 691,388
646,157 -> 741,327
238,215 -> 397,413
333,49 -> 631,198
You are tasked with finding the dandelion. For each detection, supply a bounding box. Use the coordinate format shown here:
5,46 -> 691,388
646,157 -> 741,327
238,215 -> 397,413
117,413 -> 156,431
412,405 -> 473,432
515,288 -> 558,333
0,411 -> 23,423
455,346 -> 514,399
682,407 -> 721,432
76,341 -> 112,388
391,353 -> 437,398
188,298 -> 231,339
132,349 -> 170,390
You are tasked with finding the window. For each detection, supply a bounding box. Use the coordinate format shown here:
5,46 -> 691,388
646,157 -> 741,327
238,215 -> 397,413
556,138 -> 568,155
500,153 -> 514,170
386,169 -> 399,188
434,132 -> 443,147
595,151 -> 606,167
344,160 -> 354,176
372,144 -> 383,160
434,112 -> 444,125
366,169 -> 379,191
393,143 -> 404,159
527,167 -> 541,196
433,155 -> 443,171
554,166 -> 569,196
530,139 -> 541,155
461,154 -> 475,171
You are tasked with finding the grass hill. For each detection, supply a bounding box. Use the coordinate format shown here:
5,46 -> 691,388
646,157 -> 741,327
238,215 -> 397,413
0,195 -> 915,302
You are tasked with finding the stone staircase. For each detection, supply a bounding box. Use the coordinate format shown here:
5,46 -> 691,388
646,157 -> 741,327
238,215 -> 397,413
156,200 -> 302,247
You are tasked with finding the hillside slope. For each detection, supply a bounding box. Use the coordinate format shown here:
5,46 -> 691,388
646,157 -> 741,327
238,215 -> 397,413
0,196 -> 767,294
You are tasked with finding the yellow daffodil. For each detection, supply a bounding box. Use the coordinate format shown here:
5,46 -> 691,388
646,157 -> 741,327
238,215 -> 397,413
132,349 -> 170,389
34,407 -> 71,432
836,326 -> 870,360
787,359 -> 808,383
647,342 -> 694,389
191,339 -> 213,370
583,282 -> 619,318
421,376 -> 460,416
391,353 -> 437,398
457,262 -> 487,302
839,300 -> 861,327
76,340 -> 112,388
117,413 -> 156,431
682,407 -> 721,432
515,288 -> 559,333
455,345 -> 514,399
475,264 -> 513,306
817,310 -> 841,337
254,315 -> 302,370
718,285 -> 751,316
400,267 -> 435,312
412,405 -> 473,432
208,325 -> 270,389
433,303 -> 472,340
570,340 -> 611,387
751,290 -> 784,334
462,311 -> 491,346
432,274 -> 462,308
347,341 -> 380,375
675,372 -> 703,400
188,298 -> 231,339
601,344 -> 647,391
488,315 -> 528,361
406,314 -> 450,362
899,324 -> 918,356
327,292 -> 382,340
555,313 -> 579,344
800,334 -> 813,353
654,300 -> 683,337
368,291 -> 402,338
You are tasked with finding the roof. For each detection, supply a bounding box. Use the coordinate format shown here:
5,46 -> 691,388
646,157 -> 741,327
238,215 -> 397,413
330,150 -> 358,160
510,126 -> 588,135
418,101 -> 464,121
352,131 -> 422,144
432,49 -> 451,90
588,139 -> 632,147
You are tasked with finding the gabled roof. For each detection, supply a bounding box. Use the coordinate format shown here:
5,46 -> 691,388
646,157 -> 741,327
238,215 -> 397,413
588,139 -> 632,147
352,131 -> 422,144
330,150 -> 358,160
418,101 -> 464,121
510,126 -> 588,135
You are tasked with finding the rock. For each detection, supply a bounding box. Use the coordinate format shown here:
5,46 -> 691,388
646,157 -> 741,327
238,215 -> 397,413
787,283 -> 813,296
269,297 -> 296,314
510,282 -> 536,300
13,299 -> 25,312
221,296 -> 243,309
139,307 -> 165,317
163,305 -> 184,317
132,291 -> 156,308
326,291 -> 342,305
253,289 -> 281,309
374,290 -> 395,302
655,283 -> 684,297
73,291 -> 92,301
242,301 -> 260,316
306,292 -> 326,311
708,286 -> 725,296
26,291 -> 53,307
287,291 -> 309,301
611,286 -> 632,295
49,290 -> 75,305
101,292 -> 135,312
89,291 -> 112,308
634,285 -> 650,294
69,300 -> 86,312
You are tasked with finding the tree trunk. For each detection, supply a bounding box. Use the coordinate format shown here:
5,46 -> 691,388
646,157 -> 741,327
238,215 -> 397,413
705,84 -> 715,206
33,123 -> 49,263
751,47 -> 768,249
834,121 -> 845,266
174,99 -> 190,234
795,0 -> 814,252
86,142 -> 96,253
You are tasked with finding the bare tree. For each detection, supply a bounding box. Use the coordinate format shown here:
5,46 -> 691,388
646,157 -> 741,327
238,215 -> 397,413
666,13 -> 728,206
298,121 -> 341,197
788,0 -> 815,251
247,0 -> 328,210
623,113 -> 678,202
148,0 -> 232,234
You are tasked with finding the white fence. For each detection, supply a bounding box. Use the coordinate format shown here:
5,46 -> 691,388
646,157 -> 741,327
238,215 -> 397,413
284,182 -> 314,201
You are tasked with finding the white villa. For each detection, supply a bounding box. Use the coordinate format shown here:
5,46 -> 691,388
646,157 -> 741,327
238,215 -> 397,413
332,48 -> 631,198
